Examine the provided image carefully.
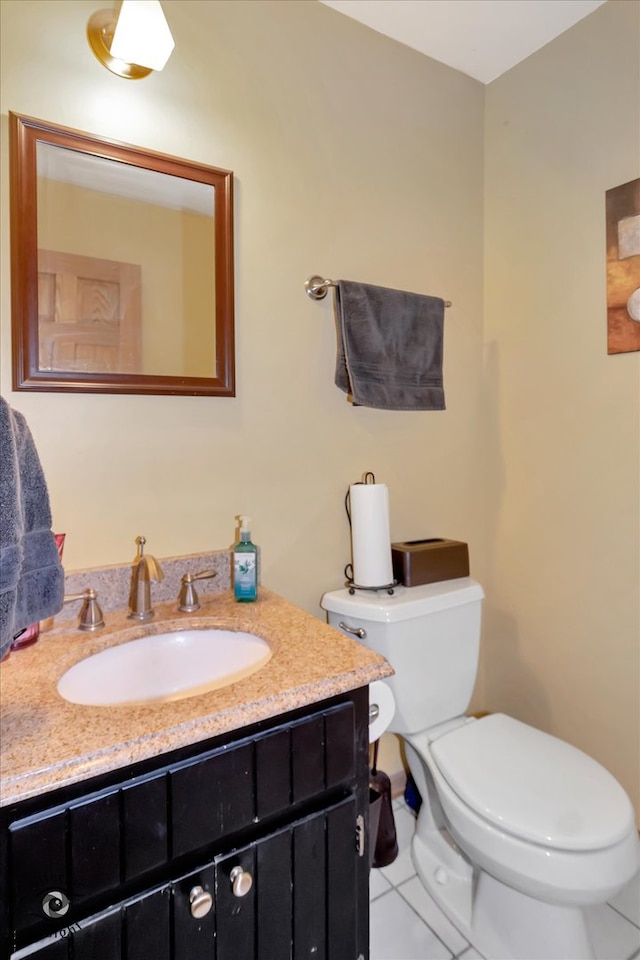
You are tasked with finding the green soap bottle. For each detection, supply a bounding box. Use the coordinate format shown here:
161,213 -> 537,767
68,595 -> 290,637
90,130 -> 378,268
234,515 -> 258,602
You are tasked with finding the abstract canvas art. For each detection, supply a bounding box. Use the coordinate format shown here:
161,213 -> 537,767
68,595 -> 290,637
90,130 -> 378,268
606,178 -> 640,354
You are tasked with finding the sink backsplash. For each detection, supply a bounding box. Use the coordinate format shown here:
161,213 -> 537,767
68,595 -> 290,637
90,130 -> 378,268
54,550 -> 231,624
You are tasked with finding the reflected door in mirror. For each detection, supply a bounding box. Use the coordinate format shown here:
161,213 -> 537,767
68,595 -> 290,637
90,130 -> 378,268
38,251 -> 142,374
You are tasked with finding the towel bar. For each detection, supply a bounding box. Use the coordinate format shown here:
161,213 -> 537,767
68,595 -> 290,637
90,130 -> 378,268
304,274 -> 452,307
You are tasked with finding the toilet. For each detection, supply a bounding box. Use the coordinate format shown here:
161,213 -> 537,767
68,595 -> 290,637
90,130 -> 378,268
321,578 -> 639,960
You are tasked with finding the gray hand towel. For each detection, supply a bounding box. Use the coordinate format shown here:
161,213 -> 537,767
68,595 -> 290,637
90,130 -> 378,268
0,397 -> 64,658
335,280 -> 445,411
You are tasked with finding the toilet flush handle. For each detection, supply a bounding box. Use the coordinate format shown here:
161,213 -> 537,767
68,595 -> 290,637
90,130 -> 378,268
338,621 -> 367,639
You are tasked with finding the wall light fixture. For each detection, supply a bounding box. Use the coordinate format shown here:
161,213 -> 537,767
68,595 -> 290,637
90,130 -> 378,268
87,0 -> 175,80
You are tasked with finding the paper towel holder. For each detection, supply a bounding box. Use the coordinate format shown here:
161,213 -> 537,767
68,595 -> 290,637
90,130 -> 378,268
344,562 -> 397,595
345,471 -> 398,594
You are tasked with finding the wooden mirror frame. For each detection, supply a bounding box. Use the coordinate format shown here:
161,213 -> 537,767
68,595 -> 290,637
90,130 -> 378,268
9,112 -> 235,396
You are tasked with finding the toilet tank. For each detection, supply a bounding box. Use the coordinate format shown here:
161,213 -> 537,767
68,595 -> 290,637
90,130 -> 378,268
321,578 -> 484,735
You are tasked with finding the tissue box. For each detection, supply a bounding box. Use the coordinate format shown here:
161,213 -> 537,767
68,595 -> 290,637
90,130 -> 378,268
391,539 -> 469,587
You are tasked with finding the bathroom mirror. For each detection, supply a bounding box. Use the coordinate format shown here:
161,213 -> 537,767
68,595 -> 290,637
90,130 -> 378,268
9,112 -> 234,396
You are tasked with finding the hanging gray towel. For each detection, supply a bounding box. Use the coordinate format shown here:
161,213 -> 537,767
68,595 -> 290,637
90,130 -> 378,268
0,397 -> 64,658
335,280 -> 446,411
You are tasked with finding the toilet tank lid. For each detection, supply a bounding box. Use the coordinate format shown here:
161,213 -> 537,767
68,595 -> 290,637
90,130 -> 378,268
321,578 -> 484,622
430,714 -> 635,851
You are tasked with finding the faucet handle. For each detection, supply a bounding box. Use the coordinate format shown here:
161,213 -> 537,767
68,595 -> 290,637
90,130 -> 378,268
63,589 -> 105,631
178,570 -> 217,613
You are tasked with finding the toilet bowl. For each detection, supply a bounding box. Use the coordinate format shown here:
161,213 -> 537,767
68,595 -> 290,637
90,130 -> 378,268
405,716 -> 638,959
321,580 -> 639,960
415,713 -> 637,902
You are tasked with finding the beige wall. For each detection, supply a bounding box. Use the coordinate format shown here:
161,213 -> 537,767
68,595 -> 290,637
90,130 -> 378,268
0,0 -> 486,579
482,0 -> 639,817
1,0 -> 638,816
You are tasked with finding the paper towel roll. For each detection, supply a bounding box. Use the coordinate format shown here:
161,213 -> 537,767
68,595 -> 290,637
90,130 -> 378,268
369,680 -> 396,743
350,482 -> 394,587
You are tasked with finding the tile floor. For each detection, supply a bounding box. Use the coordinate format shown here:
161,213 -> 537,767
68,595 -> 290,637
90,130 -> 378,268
370,799 -> 640,960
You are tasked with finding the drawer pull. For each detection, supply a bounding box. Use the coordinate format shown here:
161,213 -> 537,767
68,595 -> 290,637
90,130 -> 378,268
230,865 -> 253,898
42,890 -> 70,918
189,885 -> 213,918
338,621 -> 367,639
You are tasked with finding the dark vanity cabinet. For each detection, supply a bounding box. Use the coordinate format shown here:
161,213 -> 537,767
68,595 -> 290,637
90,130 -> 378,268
0,688 -> 370,959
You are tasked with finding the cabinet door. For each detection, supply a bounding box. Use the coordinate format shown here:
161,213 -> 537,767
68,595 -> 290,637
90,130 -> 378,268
325,795 -> 359,960
215,795 -> 359,960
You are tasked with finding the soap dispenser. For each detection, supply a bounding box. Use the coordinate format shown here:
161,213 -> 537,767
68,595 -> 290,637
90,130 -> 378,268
234,515 -> 258,602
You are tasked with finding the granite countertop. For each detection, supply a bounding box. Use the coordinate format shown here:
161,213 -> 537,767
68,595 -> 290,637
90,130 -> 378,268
0,588 -> 392,807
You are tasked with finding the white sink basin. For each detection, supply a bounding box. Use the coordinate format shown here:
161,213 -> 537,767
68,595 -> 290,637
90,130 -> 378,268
57,629 -> 272,706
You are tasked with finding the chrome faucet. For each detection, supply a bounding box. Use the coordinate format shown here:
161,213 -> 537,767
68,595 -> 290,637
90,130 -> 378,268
128,536 -> 164,621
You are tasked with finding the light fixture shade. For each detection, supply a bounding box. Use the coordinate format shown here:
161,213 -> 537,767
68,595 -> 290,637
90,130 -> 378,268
110,0 -> 175,71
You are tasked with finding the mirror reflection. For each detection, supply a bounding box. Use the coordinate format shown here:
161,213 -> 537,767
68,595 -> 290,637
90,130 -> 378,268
37,144 -> 216,379
10,113 -> 234,396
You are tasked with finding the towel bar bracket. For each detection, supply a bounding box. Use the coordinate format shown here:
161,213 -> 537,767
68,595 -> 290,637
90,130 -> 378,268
305,275 -> 334,300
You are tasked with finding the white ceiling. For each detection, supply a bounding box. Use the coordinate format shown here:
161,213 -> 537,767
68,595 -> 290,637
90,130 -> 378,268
319,0 -> 607,83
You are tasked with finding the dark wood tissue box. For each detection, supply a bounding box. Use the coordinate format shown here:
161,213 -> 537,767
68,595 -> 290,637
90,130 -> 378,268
391,539 -> 469,587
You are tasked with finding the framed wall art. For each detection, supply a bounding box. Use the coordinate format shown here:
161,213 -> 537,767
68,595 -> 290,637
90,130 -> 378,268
606,178 -> 640,355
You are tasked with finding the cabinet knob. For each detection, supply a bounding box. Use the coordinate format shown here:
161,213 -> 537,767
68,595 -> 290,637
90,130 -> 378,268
189,885 -> 213,918
42,890 -> 70,918
230,865 -> 253,898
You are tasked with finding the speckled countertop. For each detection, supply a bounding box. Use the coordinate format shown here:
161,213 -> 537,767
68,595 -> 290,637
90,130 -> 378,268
0,588 -> 392,807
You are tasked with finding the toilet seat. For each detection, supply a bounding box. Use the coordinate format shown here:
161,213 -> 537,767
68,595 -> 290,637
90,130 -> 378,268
407,717 -> 639,905
429,714 -> 634,851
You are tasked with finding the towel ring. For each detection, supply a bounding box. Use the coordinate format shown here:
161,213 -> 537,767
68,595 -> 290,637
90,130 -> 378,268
304,274 -> 451,307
